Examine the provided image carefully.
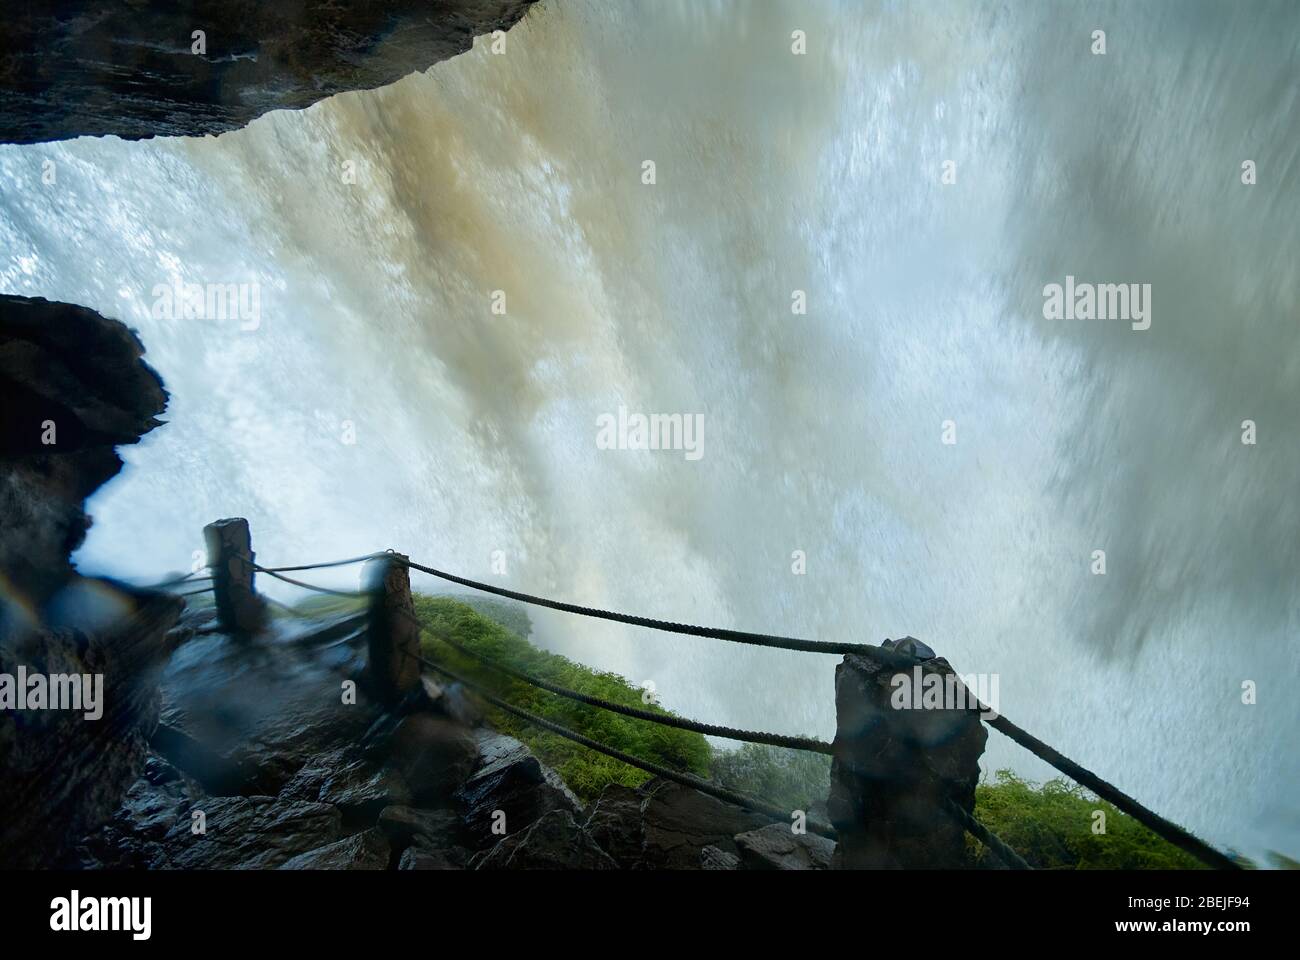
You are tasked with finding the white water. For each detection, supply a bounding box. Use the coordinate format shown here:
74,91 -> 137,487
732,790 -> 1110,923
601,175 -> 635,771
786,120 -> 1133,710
2,0 -> 1297,860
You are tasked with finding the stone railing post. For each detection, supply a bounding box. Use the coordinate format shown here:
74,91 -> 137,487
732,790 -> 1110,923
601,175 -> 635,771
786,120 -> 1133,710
203,517 -> 267,635
362,552 -> 421,706
826,636 -> 987,868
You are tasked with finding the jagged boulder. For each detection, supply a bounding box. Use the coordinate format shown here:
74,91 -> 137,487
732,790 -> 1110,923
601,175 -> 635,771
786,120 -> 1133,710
78,756 -> 204,869
700,845 -> 741,870
454,732 -> 583,849
0,1 -> 537,144
585,778 -> 793,870
379,804 -> 475,868
279,828 -> 390,870
734,823 -> 835,870
584,783 -> 646,868
636,779 -> 770,870
400,837 -> 473,868
378,805 -> 463,847
279,746 -> 411,824
377,801 -> 457,837
475,810 -> 617,870
162,795 -> 343,869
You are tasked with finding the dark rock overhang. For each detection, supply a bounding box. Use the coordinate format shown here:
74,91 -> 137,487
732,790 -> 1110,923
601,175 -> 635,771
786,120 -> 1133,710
0,0 -> 536,144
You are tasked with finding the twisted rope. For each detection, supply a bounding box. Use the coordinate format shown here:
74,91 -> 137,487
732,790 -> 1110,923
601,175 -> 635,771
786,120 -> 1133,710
943,798 -> 1031,870
149,570 -> 212,589
235,548 -> 1236,870
256,552 -> 385,573
252,564 -> 368,599
400,557 -> 871,657
917,661 -> 1241,871
417,652 -> 837,841
396,555 -> 1235,868
429,628 -> 833,754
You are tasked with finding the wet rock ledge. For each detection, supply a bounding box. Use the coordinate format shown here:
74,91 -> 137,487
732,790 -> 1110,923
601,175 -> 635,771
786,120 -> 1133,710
81,648 -> 838,871
0,0 -> 536,144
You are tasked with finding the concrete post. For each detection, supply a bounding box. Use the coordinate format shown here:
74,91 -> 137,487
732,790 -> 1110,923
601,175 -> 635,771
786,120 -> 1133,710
203,517 -> 267,635
362,552 -> 421,706
826,636 -> 987,868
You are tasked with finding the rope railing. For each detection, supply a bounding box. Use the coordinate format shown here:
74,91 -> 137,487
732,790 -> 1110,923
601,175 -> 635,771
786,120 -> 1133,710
257,552 -> 386,573
224,543 -> 1237,870
389,585 -> 1022,867
396,555 -> 1238,868
403,557 -> 1240,869
943,798 -> 1030,870
422,616 -> 834,754
400,557 -> 875,658
416,639 -> 1024,867
992,719 -> 1238,869
145,549 -> 378,594
252,564 -> 369,599
149,570 -> 212,589
417,652 -> 838,841
917,662 -> 1241,872
206,540 -> 853,846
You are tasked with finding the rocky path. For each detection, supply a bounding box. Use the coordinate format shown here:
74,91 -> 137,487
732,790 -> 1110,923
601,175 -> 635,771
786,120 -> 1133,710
79,603 -> 834,871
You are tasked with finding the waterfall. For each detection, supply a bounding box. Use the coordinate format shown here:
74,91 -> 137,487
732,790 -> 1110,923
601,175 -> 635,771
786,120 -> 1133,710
2,0 -> 1296,860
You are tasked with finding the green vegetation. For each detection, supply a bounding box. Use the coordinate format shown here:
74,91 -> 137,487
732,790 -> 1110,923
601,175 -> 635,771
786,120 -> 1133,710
710,742 -> 831,813
414,594 -> 711,800
971,770 -> 1205,869
276,593 -> 365,619
704,747 -> 1215,870
372,593 -> 1241,869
